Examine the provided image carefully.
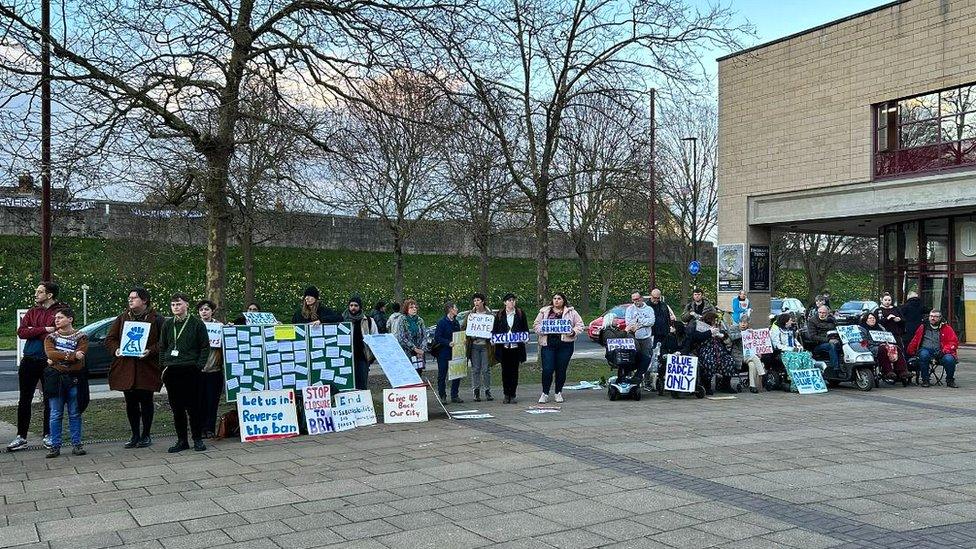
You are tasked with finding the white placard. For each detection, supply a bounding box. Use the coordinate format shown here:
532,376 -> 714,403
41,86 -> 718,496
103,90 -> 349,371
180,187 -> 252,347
836,325 -> 861,345
742,328 -> 773,359
868,330 -> 896,343
465,313 -> 495,339
383,387 -> 428,424
363,334 -> 424,388
302,385 -> 334,435
205,322 -> 223,348
540,318 -> 573,335
664,354 -> 698,393
334,390 -> 376,427
120,321 -> 153,357
237,390 -> 300,442
243,312 -> 279,325
490,332 -> 530,345
607,338 -> 636,351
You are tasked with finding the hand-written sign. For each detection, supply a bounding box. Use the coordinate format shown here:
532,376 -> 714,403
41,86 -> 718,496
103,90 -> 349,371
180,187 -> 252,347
120,321 -> 152,357
465,313 -> 495,339
606,338 -> 637,351
540,318 -> 573,335
868,330 -> 896,343
782,351 -> 827,394
54,336 -> 78,353
363,334 -> 423,388
742,328 -> 773,359
491,332 -> 530,345
222,325 -> 266,401
205,322 -> 223,348
448,331 -> 468,381
302,384 -> 334,435
243,312 -> 279,325
334,390 -> 376,427
836,325 -> 862,345
237,390 -> 300,442
383,387 -> 428,423
664,354 -> 698,393
264,324 -> 309,392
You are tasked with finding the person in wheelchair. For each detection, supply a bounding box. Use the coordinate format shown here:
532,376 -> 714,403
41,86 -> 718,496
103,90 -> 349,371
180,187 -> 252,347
599,320 -> 650,386
728,314 -> 766,393
858,311 -> 909,383
765,313 -> 803,386
907,310 -> 959,388
806,306 -> 843,373
682,311 -> 735,395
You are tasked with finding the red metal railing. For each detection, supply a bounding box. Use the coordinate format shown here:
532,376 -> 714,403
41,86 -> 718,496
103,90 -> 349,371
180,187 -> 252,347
875,137 -> 976,178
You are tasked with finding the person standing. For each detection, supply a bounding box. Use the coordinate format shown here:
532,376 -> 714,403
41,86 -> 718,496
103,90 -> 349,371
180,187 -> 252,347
625,291 -> 656,363
42,308 -> 89,457
159,293 -> 210,452
907,310 -> 959,388
7,281 -> 66,451
344,296 -> 379,390
875,293 -> 905,345
731,290 -> 751,323
106,287 -> 163,449
396,299 -> 426,374
649,289 -> 676,395
196,300 -> 223,439
293,286 -> 343,325
386,303 -> 403,338
533,293 -> 585,404
371,301 -> 389,334
901,290 -> 924,348
492,293 -> 528,404
463,293 -> 494,402
683,288 -> 714,319
433,302 -> 464,403
233,302 -> 261,325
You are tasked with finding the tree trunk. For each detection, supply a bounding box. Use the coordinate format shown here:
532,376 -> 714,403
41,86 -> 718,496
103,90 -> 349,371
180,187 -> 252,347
578,244 -> 591,317
241,220 -> 256,306
203,154 -> 232,311
534,197 -> 550,306
478,241 -> 490,297
393,231 -> 405,303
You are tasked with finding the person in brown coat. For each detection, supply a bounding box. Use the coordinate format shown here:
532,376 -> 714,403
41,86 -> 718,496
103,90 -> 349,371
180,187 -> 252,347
105,287 -> 163,449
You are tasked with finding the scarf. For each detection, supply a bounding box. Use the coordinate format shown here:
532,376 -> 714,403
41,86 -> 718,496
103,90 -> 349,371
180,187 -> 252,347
343,308 -> 365,322
127,306 -> 153,321
301,302 -> 319,321
406,314 -> 420,335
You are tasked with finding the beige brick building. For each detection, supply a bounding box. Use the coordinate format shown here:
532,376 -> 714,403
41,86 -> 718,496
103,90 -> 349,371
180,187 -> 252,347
717,0 -> 976,344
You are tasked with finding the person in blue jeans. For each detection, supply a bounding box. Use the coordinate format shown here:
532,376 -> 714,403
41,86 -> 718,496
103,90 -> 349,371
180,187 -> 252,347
907,310 -> 959,388
806,306 -> 841,370
434,302 -> 464,404
533,293 -> 585,404
42,308 -> 90,458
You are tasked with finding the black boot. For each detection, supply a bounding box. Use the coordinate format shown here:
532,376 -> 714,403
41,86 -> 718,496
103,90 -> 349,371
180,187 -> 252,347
485,390 -> 494,401
168,440 -> 190,453
474,388 -> 481,402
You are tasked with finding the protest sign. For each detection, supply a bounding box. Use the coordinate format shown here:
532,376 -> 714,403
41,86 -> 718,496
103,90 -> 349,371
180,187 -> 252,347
15,309 -> 27,365
334,390 -> 376,427
331,403 -> 357,432
363,334 -> 423,388
383,387 -> 428,423
54,335 -> 78,353
222,325 -> 267,401
243,312 -> 279,325
205,322 -> 223,348
836,325 -> 861,345
782,351 -> 827,394
742,328 -> 773,359
607,338 -> 636,351
237,390 -> 300,442
448,331 -> 468,381
308,322 -> 355,392
120,321 -> 153,357
264,324 -> 309,392
664,354 -> 698,393
540,318 -> 573,334
490,332 -> 530,345
465,313 -> 495,339
302,385 -> 335,435
869,330 -> 896,343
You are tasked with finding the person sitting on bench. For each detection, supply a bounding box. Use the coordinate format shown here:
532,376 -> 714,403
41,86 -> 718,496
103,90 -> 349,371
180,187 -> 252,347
907,310 -> 959,388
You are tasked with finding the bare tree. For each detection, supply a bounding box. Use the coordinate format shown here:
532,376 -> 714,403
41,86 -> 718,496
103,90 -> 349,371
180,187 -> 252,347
321,72 -> 455,302
429,0 -> 744,304
658,98 -> 718,304
774,232 -> 876,304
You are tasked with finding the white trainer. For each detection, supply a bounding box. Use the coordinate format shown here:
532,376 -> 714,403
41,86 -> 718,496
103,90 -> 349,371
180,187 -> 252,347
538,393 -> 549,404
554,392 -> 564,403
42,435 -> 53,450
6,436 -> 28,451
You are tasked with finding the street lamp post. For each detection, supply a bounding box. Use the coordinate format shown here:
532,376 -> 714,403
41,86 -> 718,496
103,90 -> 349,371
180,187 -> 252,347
647,88 -> 657,293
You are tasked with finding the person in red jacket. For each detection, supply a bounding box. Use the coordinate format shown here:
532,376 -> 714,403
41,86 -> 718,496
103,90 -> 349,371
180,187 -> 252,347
7,281 -> 67,451
907,310 -> 960,388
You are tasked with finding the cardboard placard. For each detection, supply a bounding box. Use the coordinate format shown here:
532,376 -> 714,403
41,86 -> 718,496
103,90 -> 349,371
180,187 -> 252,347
607,338 -> 636,351
383,387 -> 428,423
664,354 -> 698,393
363,334 -> 424,388
465,313 -> 495,339
783,351 -> 827,394
836,325 -> 861,345
237,390 -> 300,442
334,390 -> 376,427
120,321 -> 153,357
540,318 -> 573,335
868,330 -> 896,343
243,312 -> 279,325
205,322 -> 223,348
448,331 -> 468,381
302,385 -> 335,435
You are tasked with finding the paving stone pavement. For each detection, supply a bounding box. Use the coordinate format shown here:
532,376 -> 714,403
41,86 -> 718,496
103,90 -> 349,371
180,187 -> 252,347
3,350 -> 976,548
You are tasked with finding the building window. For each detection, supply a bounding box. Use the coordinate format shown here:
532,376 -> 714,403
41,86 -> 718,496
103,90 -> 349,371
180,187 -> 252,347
874,82 -> 976,178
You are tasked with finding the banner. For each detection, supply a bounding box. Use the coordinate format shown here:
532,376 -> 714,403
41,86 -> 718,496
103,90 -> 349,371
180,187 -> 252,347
205,322 -> 223,348
465,313 -> 495,339
448,331 -> 468,380
243,312 -> 279,325
749,245 -> 770,292
490,332 -> 530,345
237,390 -> 300,442
334,390 -> 376,427
717,244 -> 744,292
664,354 -> 698,393
836,325 -> 861,345
606,338 -> 636,351
868,330 -> 896,343
540,318 -> 573,335
742,328 -> 773,359
383,387 -> 428,423
782,351 -> 827,394
302,385 -> 335,435
222,325 -> 267,401
363,334 -> 424,388
120,321 -> 153,357
308,322 -> 355,392
265,324 -> 309,391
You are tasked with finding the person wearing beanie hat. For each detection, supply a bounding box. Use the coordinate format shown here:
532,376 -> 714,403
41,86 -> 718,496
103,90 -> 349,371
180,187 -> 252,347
293,285 -> 342,325
343,296 -> 378,390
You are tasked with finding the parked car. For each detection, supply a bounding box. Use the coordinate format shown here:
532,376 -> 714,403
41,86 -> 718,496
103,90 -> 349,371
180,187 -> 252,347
78,316 -> 117,376
833,300 -> 880,325
587,304 -> 630,341
769,297 -> 806,323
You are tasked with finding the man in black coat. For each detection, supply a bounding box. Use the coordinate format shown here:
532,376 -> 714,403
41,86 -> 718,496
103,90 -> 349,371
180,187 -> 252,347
900,290 -> 925,348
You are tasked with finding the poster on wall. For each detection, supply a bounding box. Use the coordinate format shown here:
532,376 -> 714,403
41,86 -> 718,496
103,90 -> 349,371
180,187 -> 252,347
749,245 -> 771,292
718,244 -> 744,292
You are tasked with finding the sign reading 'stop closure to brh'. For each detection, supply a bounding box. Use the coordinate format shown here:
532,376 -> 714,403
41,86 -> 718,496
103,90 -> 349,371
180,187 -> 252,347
664,354 -> 698,393
302,384 -> 335,435
540,318 -> 573,335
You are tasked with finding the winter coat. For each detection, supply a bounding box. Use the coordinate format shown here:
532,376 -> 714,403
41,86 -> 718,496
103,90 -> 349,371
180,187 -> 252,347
649,301 -> 672,341
461,307 -> 496,364
106,308 -> 164,392
907,323 -> 959,358
532,306 -> 585,346
875,305 -> 905,341
492,308 -> 529,364
805,315 -> 837,346
396,314 -> 427,355
900,297 -> 925,343
683,299 -> 715,318
292,302 -> 343,325
434,316 -> 460,360
159,315 -> 210,372
731,298 -> 751,323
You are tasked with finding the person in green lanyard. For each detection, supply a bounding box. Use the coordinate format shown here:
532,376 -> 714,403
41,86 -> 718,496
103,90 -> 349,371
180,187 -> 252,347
159,293 -> 210,453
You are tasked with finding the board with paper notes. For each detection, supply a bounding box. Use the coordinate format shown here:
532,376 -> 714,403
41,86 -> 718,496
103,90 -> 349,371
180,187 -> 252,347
308,322 -> 355,392
222,325 -> 268,401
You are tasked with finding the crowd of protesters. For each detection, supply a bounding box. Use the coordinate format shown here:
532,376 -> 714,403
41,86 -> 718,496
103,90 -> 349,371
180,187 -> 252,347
7,279 -> 963,457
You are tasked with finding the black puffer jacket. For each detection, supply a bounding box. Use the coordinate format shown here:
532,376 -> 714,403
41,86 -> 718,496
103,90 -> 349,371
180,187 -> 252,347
805,315 -> 836,345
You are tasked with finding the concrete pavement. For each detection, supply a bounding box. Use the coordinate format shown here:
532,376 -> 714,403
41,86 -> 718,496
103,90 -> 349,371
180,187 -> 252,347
2,349 -> 976,548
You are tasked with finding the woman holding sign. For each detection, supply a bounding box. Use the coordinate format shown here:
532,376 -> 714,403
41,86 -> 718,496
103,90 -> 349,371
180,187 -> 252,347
493,293 -> 529,404
42,308 -> 89,457
533,293 -> 585,404
396,299 -> 428,373
105,287 -> 163,449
